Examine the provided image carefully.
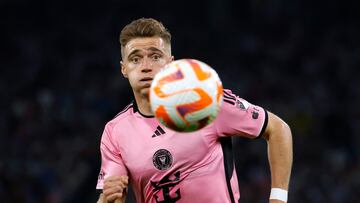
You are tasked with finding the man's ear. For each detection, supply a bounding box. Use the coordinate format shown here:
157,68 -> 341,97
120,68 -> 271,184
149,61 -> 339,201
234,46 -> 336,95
120,61 -> 128,78
170,56 -> 174,62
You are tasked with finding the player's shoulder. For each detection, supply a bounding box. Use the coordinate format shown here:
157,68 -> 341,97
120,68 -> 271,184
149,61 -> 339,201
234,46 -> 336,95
222,88 -> 238,105
113,102 -> 135,120
222,88 -> 252,109
223,88 -> 234,95
105,102 -> 134,129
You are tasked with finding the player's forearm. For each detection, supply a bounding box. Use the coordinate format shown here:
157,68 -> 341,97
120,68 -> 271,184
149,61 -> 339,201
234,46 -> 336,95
265,114 -> 293,189
97,193 -> 126,203
97,194 -> 106,203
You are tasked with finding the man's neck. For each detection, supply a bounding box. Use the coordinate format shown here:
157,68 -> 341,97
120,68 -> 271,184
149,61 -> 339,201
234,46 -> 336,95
134,92 -> 153,116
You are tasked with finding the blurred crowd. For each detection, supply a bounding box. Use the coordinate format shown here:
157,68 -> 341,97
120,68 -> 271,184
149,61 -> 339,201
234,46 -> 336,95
0,0 -> 359,202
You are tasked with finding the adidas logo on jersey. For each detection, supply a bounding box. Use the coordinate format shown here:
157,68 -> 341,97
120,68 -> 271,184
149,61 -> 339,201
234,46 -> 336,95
152,126 -> 166,138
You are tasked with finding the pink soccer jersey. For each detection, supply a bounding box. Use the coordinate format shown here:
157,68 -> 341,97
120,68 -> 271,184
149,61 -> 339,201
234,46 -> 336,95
96,89 -> 268,203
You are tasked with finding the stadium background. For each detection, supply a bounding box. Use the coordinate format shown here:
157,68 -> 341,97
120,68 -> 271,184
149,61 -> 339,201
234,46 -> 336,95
1,0 -> 359,202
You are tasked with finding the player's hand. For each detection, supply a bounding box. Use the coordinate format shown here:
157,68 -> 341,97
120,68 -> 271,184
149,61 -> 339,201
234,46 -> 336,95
103,176 -> 129,202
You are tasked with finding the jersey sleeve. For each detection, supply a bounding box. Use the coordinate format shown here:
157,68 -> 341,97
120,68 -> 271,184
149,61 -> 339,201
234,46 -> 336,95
96,123 -> 128,190
214,89 -> 268,139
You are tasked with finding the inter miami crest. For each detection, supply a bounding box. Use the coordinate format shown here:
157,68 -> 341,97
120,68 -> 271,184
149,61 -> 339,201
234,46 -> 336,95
251,106 -> 260,119
153,149 -> 173,170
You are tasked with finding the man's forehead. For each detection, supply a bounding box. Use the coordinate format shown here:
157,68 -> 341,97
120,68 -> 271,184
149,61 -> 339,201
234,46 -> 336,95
124,37 -> 168,54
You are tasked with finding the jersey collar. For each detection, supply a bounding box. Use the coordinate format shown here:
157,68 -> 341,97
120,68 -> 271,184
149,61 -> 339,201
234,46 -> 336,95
132,100 -> 155,118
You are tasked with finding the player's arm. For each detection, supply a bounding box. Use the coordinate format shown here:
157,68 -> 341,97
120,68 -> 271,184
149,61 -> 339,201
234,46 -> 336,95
262,112 -> 293,202
97,176 -> 128,203
97,192 -> 126,203
215,89 -> 292,202
96,123 -> 129,203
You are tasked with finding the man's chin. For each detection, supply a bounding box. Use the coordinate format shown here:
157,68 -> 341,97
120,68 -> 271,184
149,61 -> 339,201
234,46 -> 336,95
139,87 -> 150,97
133,84 -> 151,98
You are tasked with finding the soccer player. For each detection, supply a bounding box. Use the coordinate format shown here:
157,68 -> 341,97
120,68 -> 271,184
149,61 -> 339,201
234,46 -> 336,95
96,18 -> 292,203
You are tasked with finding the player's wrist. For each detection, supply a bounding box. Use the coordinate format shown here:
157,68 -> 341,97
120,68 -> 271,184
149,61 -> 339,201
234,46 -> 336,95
269,188 -> 288,202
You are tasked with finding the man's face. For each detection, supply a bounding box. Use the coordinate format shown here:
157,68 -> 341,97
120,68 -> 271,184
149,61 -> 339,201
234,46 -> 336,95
121,37 -> 173,97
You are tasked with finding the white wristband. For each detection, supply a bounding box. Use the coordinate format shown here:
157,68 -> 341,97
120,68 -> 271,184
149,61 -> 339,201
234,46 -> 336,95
269,188 -> 288,202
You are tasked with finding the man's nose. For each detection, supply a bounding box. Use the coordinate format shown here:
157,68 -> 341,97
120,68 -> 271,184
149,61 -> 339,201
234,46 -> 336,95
140,58 -> 154,73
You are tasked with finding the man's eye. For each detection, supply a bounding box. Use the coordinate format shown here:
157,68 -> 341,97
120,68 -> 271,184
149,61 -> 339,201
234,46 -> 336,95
131,57 -> 140,63
152,54 -> 161,60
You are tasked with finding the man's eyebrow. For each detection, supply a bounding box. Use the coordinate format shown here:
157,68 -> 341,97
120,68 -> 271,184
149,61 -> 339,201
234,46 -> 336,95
127,47 -> 165,59
146,47 -> 164,53
127,49 -> 141,59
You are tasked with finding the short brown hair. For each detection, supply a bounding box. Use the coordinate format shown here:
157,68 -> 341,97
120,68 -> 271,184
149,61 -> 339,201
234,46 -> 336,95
119,18 -> 171,48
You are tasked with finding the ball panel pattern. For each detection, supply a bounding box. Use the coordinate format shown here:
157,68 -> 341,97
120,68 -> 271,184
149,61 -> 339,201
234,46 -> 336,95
150,59 -> 223,132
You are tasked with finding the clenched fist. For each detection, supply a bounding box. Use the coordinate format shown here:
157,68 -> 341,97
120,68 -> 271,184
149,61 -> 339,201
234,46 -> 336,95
103,176 -> 129,202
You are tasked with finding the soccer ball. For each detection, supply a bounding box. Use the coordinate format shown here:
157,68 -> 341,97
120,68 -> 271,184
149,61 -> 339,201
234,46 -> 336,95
150,59 -> 223,132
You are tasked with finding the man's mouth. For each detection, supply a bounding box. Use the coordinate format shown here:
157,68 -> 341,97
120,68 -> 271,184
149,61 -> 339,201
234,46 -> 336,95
140,77 -> 153,82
